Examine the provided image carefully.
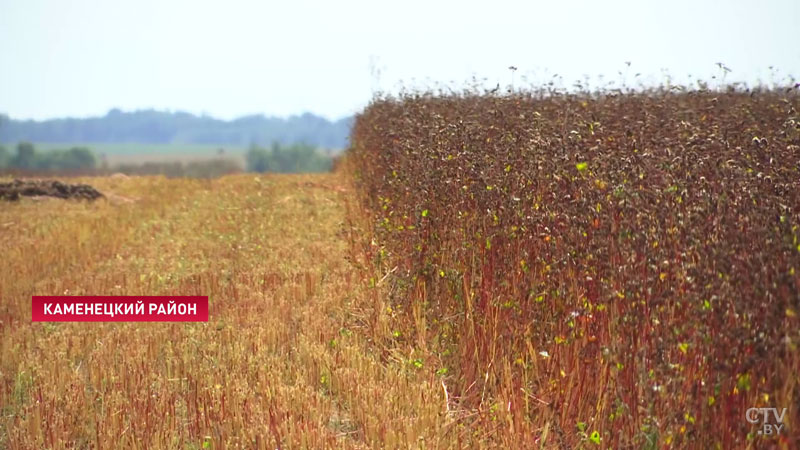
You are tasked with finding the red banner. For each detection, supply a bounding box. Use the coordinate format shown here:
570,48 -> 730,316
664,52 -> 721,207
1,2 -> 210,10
31,296 -> 209,322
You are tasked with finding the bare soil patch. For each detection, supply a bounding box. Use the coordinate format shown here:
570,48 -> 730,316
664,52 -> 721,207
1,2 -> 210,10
0,179 -> 104,201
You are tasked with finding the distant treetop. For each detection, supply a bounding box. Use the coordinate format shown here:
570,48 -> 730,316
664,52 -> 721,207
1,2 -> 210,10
0,109 -> 353,149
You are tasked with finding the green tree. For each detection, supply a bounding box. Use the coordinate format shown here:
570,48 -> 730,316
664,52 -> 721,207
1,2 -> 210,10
13,141 -> 36,169
61,147 -> 96,169
246,144 -> 270,172
0,145 -> 9,168
246,142 -> 332,174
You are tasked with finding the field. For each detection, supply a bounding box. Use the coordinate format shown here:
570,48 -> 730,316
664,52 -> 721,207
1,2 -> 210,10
29,142 -> 249,167
348,88 -> 800,448
1,87 -> 799,449
0,173 -> 456,449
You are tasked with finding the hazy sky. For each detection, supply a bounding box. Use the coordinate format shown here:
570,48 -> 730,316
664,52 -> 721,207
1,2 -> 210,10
1,0 -> 798,121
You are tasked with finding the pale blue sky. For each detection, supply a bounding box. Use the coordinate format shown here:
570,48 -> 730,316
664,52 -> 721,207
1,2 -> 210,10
1,0 -> 798,121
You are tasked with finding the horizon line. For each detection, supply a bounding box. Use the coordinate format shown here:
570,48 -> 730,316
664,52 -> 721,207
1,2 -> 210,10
0,107 -> 357,124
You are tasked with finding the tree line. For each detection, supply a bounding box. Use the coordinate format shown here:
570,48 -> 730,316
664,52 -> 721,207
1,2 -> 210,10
0,141 -> 335,175
0,110 -> 352,150
0,142 -> 97,170
245,143 -> 332,173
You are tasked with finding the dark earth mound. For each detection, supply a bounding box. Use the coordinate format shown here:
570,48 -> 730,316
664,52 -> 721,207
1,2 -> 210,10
0,179 -> 104,201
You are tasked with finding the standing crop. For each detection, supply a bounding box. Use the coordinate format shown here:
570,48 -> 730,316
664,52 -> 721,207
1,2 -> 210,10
349,86 -> 800,447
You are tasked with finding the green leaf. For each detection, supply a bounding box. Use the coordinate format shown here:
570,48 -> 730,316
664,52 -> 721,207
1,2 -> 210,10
576,162 -> 588,172
737,373 -> 751,391
589,430 -> 601,445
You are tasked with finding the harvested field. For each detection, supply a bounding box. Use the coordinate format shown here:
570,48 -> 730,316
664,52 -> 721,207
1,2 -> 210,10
0,173 -> 449,449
